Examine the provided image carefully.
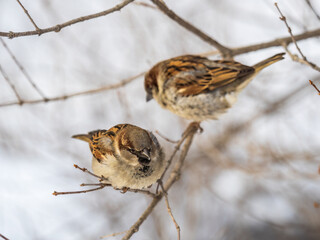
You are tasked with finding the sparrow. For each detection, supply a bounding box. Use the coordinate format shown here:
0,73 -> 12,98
145,53 -> 285,121
72,124 -> 165,190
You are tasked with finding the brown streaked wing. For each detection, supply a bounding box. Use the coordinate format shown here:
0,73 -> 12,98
165,56 -> 255,96
86,130 -> 111,162
89,124 -> 129,162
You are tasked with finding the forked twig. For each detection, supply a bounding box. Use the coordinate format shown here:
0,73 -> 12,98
53,164 -> 156,197
16,0 -> 41,32
275,2 -> 320,72
150,0 -> 231,58
275,2 -> 306,60
155,123 -> 198,193
0,0 -> 135,39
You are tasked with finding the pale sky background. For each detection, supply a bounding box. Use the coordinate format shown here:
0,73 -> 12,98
1,0 -> 320,239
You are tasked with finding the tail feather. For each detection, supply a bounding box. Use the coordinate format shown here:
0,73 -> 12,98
72,134 -> 91,143
253,53 -> 285,72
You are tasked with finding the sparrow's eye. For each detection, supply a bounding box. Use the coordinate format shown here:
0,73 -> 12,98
128,148 -> 136,154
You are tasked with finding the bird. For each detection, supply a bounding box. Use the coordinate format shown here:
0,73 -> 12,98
72,124 -> 165,190
144,53 -> 285,121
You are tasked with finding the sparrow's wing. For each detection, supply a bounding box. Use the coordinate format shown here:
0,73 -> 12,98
164,55 -> 255,96
89,124 -> 131,162
84,130 -> 113,163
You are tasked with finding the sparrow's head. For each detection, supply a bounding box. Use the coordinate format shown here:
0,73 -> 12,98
144,64 -> 160,102
115,125 -> 161,168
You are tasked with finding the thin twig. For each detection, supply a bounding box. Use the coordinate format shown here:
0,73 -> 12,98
305,0 -> 320,20
155,126 -> 192,193
0,72 -> 143,107
155,123 -> 201,193
0,0 -> 135,39
0,234 -> 9,240
275,2 -> 320,72
0,0 -> 319,56
155,130 -> 179,143
231,28 -> 320,56
80,183 -> 112,188
275,2 -> 306,60
0,64 -> 23,104
0,38 -> 47,99
282,43 -> 320,72
53,185 -> 105,196
100,230 -> 128,239
309,80 -> 320,95
16,0 -> 41,32
133,1 -> 157,9
56,168 -> 156,197
122,122 -> 199,240
74,164 -> 109,181
150,0 -> 231,58
159,181 -> 180,240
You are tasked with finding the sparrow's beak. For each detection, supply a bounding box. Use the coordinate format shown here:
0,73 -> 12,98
146,92 -> 153,102
137,149 -> 151,166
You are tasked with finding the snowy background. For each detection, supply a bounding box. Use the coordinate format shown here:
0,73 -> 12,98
1,0 -> 320,239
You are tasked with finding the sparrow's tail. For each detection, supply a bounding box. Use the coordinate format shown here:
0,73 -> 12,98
72,134 -> 91,143
253,53 -> 285,72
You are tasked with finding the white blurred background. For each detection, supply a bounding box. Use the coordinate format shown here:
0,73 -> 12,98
1,0 -> 320,239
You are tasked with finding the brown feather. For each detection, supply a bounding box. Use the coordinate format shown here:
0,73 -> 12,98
161,55 -> 255,96
72,124 -> 129,162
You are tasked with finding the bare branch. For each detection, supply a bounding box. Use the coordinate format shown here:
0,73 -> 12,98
0,64 -> 23,104
150,0 -> 232,58
0,38 -> 47,99
275,2 -> 320,72
16,0 -> 40,31
275,3 -> 306,59
309,80 -> 320,95
305,0 -> 320,21
231,28 -> 320,56
0,0 -> 135,39
54,165 -> 156,197
133,1 -> 157,9
0,234 -> 10,240
74,164 -> 109,181
0,72 -> 143,107
155,123 -> 198,193
52,185 -> 106,196
159,181 -> 180,240
122,122 -> 199,240
282,43 -> 320,72
155,130 -> 179,143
